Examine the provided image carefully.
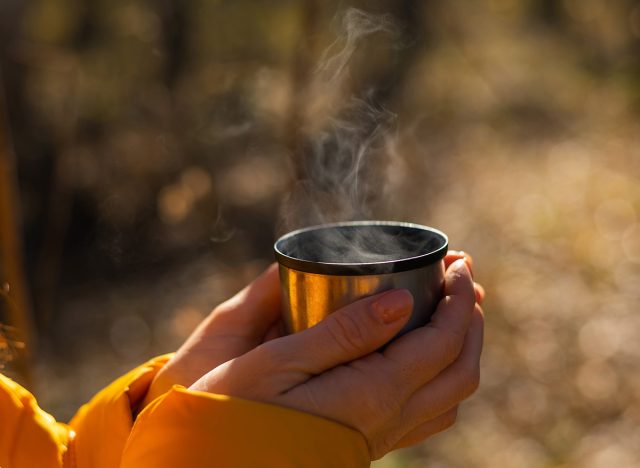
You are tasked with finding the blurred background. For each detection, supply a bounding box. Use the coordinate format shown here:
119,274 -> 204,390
1,0 -> 640,466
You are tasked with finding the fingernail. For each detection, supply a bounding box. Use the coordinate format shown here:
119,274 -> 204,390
372,289 -> 413,324
452,258 -> 470,274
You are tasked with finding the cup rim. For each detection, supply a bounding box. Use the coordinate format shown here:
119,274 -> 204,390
274,220 -> 448,275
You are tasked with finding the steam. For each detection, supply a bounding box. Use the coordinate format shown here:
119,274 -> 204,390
280,8 -> 399,232
316,9 -> 399,83
279,8 -> 431,263
282,95 -> 396,229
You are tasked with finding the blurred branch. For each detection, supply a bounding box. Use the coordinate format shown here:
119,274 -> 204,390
0,67 -> 34,386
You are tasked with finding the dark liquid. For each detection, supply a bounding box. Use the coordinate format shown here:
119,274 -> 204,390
279,224 -> 443,264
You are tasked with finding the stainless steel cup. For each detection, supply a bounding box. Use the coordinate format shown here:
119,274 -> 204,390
274,221 -> 448,337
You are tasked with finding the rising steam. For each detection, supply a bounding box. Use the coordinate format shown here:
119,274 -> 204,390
279,8 -> 400,235
316,8 -> 399,83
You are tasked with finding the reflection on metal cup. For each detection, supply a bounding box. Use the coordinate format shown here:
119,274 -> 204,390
274,221 -> 448,337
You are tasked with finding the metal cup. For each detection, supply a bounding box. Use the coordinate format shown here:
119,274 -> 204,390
274,221 -> 448,337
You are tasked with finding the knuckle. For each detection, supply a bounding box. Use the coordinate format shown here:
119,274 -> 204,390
466,367 -> 481,395
207,302 -> 234,325
376,433 -> 399,460
455,365 -> 480,400
207,304 -> 225,322
442,407 -> 458,429
438,330 -> 465,363
325,310 -> 367,354
213,296 -> 238,315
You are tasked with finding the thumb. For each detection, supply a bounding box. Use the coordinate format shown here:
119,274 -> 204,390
206,263 -> 281,339
269,289 -> 414,376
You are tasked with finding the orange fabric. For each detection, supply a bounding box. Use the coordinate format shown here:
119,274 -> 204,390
0,373 -> 70,468
0,356 -> 371,468
68,354 -> 172,468
121,386 -> 370,468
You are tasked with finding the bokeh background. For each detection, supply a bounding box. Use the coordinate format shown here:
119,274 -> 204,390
1,1 -> 640,467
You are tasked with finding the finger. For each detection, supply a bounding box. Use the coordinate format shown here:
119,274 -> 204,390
382,259 -> 476,397
262,289 -> 414,377
206,263 -> 281,338
474,282 -> 485,304
391,406 -> 459,450
400,305 -> 483,431
445,250 -> 473,271
448,252 -> 484,303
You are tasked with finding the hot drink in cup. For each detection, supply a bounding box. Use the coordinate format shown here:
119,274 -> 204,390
274,221 -> 448,337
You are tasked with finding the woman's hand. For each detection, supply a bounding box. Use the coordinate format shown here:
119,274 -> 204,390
142,264 -> 284,407
189,258 -> 484,460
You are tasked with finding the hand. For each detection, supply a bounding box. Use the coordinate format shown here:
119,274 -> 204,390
142,264 -> 283,407
144,251 -> 480,405
190,258 -> 484,460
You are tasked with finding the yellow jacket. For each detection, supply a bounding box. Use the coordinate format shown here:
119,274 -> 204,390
0,355 -> 369,467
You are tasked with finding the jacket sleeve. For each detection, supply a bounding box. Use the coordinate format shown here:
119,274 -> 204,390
2,355 -> 371,468
0,354 -> 172,468
120,385 -> 371,468
0,373 -> 71,468
68,354 -> 172,468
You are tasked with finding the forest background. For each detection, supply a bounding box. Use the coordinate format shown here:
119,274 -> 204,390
1,1 -> 640,466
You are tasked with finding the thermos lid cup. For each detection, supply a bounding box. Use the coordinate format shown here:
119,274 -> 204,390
274,221 -> 448,276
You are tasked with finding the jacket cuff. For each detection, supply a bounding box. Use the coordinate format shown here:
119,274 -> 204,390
121,386 -> 371,468
69,354 -> 173,468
